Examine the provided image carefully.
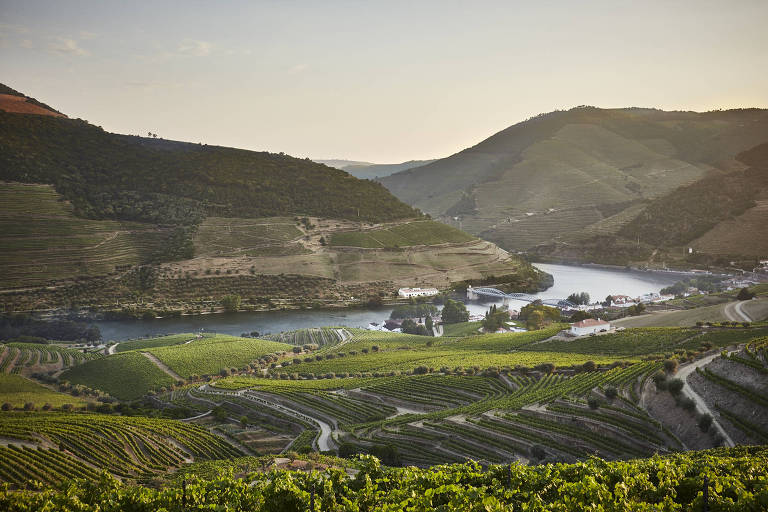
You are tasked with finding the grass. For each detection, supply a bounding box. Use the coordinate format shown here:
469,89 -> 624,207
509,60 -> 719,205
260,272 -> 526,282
61,352 -> 175,400
330,220 -> 474,248
0,374 -> 86,408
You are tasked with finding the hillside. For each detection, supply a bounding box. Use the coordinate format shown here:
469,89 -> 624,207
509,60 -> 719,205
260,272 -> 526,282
315,158 -> 435,179
379,107 -> 768,263
0,84 -> 547,312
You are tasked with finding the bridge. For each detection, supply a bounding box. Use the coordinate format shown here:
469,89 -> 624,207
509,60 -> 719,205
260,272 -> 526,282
467,286 -> 576,309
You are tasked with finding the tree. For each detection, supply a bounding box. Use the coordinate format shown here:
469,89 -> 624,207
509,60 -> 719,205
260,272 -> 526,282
483,305 -> 510,332
587,397 -> 601,409
667,378 -> 684,396
737,287 -> 755,300
221,294 -> 241,312
663,359 -> 679,374
567,292 -> 590,305
441,299 -> 469,324
425,315 -> 434,336
581,361 -> 597,373
240,416 -> 248,428
604,387 -> 618,400
569,310 -> 593,323
698,414 -> 713,432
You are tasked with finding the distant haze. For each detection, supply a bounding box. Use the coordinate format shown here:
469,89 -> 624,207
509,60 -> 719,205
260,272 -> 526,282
2,1 -> 767,162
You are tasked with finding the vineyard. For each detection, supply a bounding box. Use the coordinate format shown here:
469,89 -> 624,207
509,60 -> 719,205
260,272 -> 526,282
0,446 -> 766,510
0,342 -> 100,375
0,374 -> 87,409
0,413 -> 241,487
262,327 -> 351,347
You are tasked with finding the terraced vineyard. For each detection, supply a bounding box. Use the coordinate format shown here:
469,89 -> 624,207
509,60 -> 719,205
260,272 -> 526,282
0,374 -> 88,409
263,327 -> 351,347
0,342 -> 100,375
0,413 -> 241,487
330,220 -> 474,248
0,182 -> 171,287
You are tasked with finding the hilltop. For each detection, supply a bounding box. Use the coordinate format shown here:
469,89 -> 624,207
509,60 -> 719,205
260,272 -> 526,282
0,84 -> 547,312
380,107 -> 768,266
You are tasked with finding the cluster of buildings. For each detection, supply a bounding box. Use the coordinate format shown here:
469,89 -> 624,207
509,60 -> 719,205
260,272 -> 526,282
607,292 -> 675,308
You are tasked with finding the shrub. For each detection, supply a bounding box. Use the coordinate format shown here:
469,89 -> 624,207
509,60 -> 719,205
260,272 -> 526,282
587,397 -> 601,410
581,361 -> 597,373
663,359 -> 679,374
1,403 -> 12,411
698,414 -> 713,432
604,387 -> 618,400
667,378 -> 684,396
530,445 -> 546,460
413,365 -> 429,375
23,402 -> 36,411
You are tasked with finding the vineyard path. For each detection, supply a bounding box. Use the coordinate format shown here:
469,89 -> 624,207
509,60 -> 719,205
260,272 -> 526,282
676,350 -> 738,447
140,352 -> 183,381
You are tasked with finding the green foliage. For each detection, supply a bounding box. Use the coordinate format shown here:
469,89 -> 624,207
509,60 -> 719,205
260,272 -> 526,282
390,303 -> 438,319
2,446 -> 767,509
737,287 -> 756,301
482,304 -> 510,332
62,352 -> 175,400
441,299 -> 469,324
221,294 -> 242,312
567,292 -> 590,305
0,374 -> 86,409
519,302 -> 560,330
0,111 -> 418,223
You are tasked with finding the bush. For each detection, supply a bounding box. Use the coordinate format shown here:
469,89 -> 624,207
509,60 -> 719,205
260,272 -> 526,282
1,403 -> 12,411
604,387 -> 618,400
663,359 -> 679,374
413,365 -> 429,375
653,371 -> 667,391
736,288 -> 755,301
680,397 -> 696,412
698,414 -> 713,432
587,397 -> 601,410
581,361 -> 597,373
530,445 -> 547,460
23,402 -> 35,411
667,378 -> 684,396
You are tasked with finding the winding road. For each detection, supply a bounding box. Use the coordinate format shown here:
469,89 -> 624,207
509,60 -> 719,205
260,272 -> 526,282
724,301 -> 752,323
197,385 -> 334,451
676,351 -> 737,447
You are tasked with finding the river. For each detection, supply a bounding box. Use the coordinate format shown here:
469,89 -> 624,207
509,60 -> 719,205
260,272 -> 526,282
95,264 -> 682,341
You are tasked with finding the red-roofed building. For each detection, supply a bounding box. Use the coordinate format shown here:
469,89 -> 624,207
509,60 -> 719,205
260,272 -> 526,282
570,318 -> 611,336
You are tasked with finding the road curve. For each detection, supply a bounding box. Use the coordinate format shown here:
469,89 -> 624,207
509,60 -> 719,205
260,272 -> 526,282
724,301 -> 752,323
676,352 -> 737,447
197,385 -> 334,451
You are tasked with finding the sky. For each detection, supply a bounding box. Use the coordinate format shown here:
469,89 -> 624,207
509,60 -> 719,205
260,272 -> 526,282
2,0 -> 768,163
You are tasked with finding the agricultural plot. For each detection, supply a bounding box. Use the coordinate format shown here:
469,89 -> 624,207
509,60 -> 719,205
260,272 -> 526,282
193,217 -> 304,257
0,413 -> 241,487
0,342 -> 99,375
330,220 -> 474,248
147,335 -> 291,378
263,327 -> 351,348
0,374 -> 87,409
115,333 -> 208,353
62,351 -> 175,400
0,182 -> 170,287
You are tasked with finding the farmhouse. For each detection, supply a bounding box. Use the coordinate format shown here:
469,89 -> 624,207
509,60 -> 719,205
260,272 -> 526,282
570,318 -> 611,336
398,287 -> 439,298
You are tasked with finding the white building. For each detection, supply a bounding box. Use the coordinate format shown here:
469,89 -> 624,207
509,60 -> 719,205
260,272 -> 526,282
570,318 -> 611,336
398,287 -> 439,298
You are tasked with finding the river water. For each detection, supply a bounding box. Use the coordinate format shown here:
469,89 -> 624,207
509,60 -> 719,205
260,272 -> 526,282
95,264 -> 682,341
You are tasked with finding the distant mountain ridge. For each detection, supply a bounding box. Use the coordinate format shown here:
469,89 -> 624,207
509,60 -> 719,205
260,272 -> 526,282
315,158 -> 435,179
380,106 -> 768,265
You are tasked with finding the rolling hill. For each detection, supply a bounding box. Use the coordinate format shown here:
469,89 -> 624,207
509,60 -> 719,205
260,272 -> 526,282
315,158 -> 435,179
0,84 -> 547,312
380,107 -> 768,264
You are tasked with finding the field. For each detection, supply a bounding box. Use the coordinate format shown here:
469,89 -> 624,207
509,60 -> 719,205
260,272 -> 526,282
0,182 -> 170,287
0,374 -> 87,409
0,342 -> 100,375
61,352 -> 176,400
0,413 -> 240,486
612,303 -> 730,327
1,446 -> 766,510
147,335 -> 291,378
330,220 -> 474,248
193,216 -> 306,257
115,333 -> 207,353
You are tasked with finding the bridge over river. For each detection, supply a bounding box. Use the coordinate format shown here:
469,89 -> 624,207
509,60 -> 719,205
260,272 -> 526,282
467,286 -> 576,309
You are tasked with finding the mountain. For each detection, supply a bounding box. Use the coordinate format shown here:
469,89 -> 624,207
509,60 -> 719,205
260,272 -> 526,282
0,84 -> 548,312
315,158 -> 435,179
380,107 -> 768,264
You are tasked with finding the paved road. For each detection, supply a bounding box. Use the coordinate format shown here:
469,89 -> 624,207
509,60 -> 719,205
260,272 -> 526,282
676,352 -> 737,447
724,301 -> 752,322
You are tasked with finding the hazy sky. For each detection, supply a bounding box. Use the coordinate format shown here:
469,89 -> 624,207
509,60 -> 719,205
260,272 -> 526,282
2,1 -> 768,162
